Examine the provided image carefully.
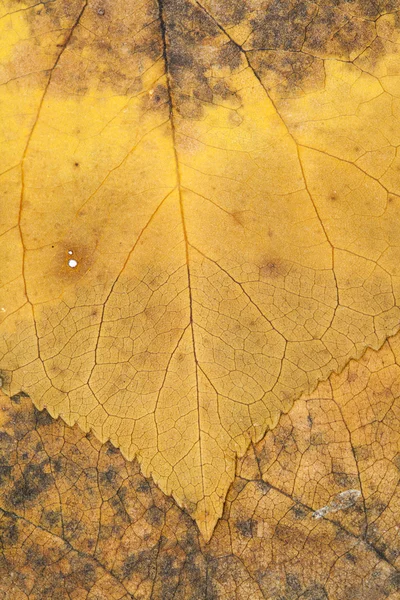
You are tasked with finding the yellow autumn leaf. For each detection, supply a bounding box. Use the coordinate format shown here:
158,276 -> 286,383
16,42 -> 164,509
1,0 -> 400,541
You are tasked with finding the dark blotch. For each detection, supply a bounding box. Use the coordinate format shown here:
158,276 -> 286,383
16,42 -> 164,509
146,504 -> 164,526
259,257 -> 287,279
0,430 -> 12,444
136,480 -> 151,494
236,518 -> 257,538
105,442 -> 119,456
390,572 -> 400,591
109,494 -> 130,523
43,509 -> 61,527
333,471 -> 358,487
292,504 -> 308,520
122,548 -> 158,580
159,553 -> 178,578
68,561 -> 97,591
163,0 -> 241,119
250,1 -> 316,53
52,456 -> 63,473
286,572 -> 302,593
0,370 -> 10,390
301,584 -> 329,600
9,461 -> 53,507
26,545 -> 48,570
34,406 -> 54,427
7,522 -> 19,545
102,466 -> 117,484
0,465 -> 12,484
122,553 -> 138,579
0,513 -> 20,546
345,552 -> 357,563
393,454 -> 400,471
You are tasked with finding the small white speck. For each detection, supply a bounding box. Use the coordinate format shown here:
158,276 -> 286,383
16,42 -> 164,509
0,307 -> 5,312
68,250 -> 73,255
68,259 -> 78,268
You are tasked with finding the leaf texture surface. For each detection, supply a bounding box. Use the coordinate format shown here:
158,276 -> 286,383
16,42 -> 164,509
2,0 -> 400,539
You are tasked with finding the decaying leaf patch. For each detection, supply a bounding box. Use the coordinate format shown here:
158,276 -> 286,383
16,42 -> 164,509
2,0 -> 400,541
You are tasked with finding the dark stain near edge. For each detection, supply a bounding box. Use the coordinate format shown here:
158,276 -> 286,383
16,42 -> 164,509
105,442 -> 120,456
211,0 -> 400,96
161,0 -> 243,119
12,0 -> 400,115
249,1 -> 317,53
18,0 -> 162,96
10,390 -> 29,405
0,370 -> 11,392
33,405 -> 54,427
200,0 -> 248,29
248,48 -> 326,97
245,0 -> 389,57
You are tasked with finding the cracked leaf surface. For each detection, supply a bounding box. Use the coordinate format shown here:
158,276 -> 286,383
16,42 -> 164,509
2,0 -> 400,540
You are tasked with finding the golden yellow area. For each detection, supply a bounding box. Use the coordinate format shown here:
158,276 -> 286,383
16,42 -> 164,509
1,0 -> 400,541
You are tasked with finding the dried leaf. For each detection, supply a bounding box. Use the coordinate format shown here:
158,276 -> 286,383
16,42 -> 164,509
1,0 -> 400,542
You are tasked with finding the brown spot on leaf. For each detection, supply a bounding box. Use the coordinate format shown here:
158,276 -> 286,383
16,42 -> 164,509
259,257 -> 288,280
